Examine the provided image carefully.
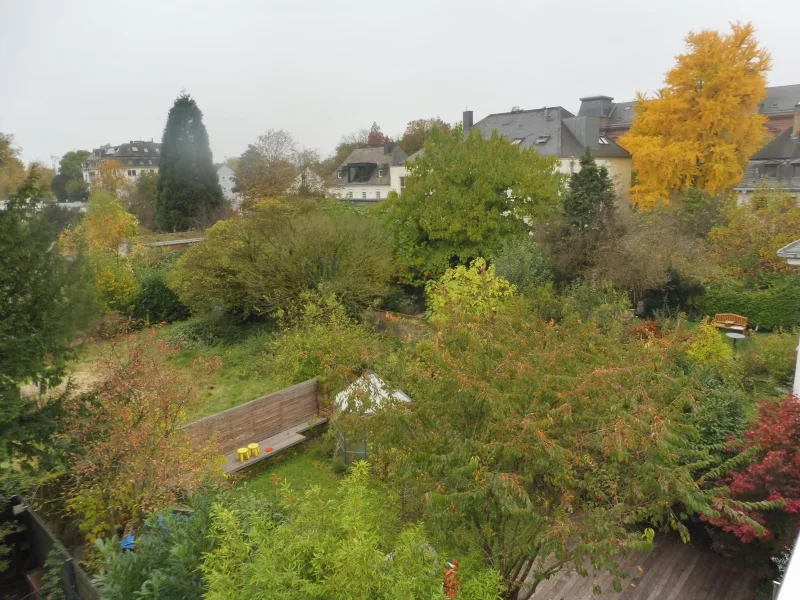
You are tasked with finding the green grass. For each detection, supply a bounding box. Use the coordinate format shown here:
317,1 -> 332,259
235,441 -> 343,500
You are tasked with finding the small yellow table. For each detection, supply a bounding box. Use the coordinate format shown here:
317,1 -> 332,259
237,448 -> 249,462
248,443 -> 259,457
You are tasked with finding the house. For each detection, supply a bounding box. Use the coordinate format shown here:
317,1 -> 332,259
581,84 -> 800,142
332,142 -> 408,203
286,167 -> 326,196
467,107 -> 632,196
82,140 -> 161,183
216,165 -> 242,211
734,102 -> 800,203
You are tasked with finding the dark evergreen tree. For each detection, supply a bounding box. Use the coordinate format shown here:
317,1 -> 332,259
0,168 -> 93,461
563,149 -> 616,230
156,93 -> 224,231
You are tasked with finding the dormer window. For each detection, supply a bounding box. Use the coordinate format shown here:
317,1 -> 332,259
765,164 -> 778,178
337,170 -> 343,179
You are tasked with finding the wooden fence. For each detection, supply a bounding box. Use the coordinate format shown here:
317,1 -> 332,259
14,497 -> 100,600
182,378 -> 319,454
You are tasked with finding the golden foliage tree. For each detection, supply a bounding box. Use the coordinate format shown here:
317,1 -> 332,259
620,23 -> 770,209
94,158 -> 131,196
60,189 -> 138,254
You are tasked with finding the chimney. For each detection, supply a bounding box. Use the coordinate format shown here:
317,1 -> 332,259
383,141 -> 396,154
463,110 -> 473,137
793,102 -> 800,138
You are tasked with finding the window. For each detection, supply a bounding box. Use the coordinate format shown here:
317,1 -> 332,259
511,138 -> 523,145
144,148 -> 149,153
771,103 -> 780,108
400,177 -> 406,189
377,169 -> 384,177
347,191 -> 353,199
765,164 -> 778,178
148,159 -> 153,165
375,190 -> 381,199
348,165 -> 372,183
131,146 -> 138,151
155,148 -> 160,154
128,169 -> 137,176
337,170 -> 343,179
362,191 -> 367,199
616,116 -> 623,121
534,135 -> 549,145
598,137 -> 610,145
794,165 -> 800,178
624,106 -> 632,111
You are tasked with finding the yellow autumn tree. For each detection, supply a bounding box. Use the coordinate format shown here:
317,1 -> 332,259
60,190 -> 139,310
94,158 -> 132,196
620,22 -> 770,209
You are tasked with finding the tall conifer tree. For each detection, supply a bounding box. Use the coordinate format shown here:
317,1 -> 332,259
156,93 -> 223,231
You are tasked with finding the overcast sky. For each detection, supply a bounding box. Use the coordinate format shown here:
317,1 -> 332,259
1,0 -> 798,166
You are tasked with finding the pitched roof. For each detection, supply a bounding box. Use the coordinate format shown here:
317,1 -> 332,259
778,239 -> 800,260
337,144 -> 408,170
599,85 -> 800,129
751,129 -> 800,160
760,85 -> 800,116
472,107 -> 630,158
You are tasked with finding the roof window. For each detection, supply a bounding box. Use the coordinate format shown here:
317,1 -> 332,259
599,137 -> 610,145
624,106 -> 632,111
534,135 -> 550,145
511,138 -> 523,145
771,103 -> 780,107
144,148 -> 149,152
131,146 -> 138,151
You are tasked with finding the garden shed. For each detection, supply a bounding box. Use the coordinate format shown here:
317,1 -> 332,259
334,372 -> 411,465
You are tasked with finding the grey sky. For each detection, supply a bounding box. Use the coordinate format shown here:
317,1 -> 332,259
1,0 -> 798,166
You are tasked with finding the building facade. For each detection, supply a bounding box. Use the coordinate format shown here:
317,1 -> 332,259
82,140 -> 161,183
331,143 -> 408,203
734,103 -> 800,202
578,84 -> 800,142
216,165 -> 242,211
468,107 -> 632,197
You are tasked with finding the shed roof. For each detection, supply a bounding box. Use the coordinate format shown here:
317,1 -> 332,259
334,372 -> 411,414
778,239 -> 800,260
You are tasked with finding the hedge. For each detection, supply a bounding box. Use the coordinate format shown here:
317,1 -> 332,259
692,275 -> 800,331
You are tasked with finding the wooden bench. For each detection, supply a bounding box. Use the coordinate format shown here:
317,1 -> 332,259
222,416 -> 327,474
712,313 -> 748,332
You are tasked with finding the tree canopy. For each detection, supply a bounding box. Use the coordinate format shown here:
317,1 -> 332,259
399,118 -> 451,155
620,22 -> 770,208
383,126 -> 563,284
156,93 -> 224,231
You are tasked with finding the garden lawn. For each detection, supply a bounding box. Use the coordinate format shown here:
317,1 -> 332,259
234,443 -> 344,501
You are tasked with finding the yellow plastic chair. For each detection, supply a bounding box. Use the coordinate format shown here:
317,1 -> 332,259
248,443 -> 259,457
237,448 -> 249,462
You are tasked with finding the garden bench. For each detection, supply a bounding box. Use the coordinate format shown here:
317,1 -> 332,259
222,417 -> 327,473
712,313 -> 748,332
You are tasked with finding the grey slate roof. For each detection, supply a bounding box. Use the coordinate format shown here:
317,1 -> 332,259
760,85 -> 800,116
734,129 -> 800,191
406,149 -> 424,163
336,145 -> 407,170
596,85 -> 800,130
85,140 -> 161,169
473,107 -> 630,159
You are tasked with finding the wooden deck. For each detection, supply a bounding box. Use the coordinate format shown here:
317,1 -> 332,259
526,535 -> 758,600
222,417 -> 327,473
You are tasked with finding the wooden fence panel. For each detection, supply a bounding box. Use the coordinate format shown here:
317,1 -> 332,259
183,378 -> 319,454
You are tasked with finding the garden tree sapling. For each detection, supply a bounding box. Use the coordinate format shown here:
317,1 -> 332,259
620,22 -> 770,208
59,329 -> 224,543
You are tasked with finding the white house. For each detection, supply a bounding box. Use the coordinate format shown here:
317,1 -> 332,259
286,167 -> 326,196
331,143 -> 408,203
216,165 -> 242,211
82,140 -> 161,184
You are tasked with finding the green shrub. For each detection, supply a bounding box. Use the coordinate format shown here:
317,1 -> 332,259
687,320 -> 734,370
491,235 -> 552,294
740,329 -> 797,386
264,294 -> 387,394
130,272 -> 189,324
165,314 -> 252,348
692,275 -> 800,330
331,456 -> 347,475
694,384 -> 748,445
